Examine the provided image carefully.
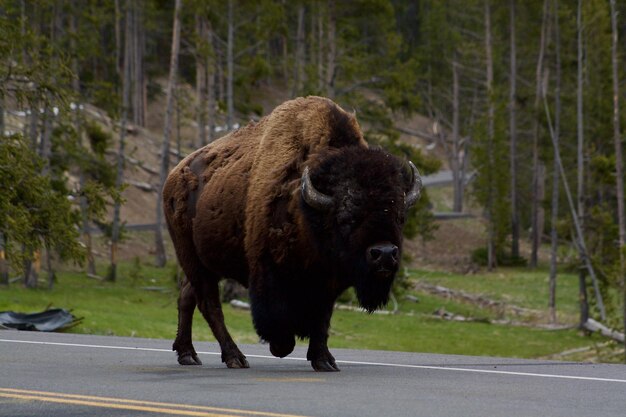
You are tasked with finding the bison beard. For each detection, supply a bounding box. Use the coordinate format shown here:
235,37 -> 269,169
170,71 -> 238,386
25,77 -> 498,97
163,96 -> 422,372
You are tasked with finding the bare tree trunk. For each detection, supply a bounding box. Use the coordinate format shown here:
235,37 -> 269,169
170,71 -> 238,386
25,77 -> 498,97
293,4 -> 306,97
509,0 -> 520,259
70,3 -> 96,276
115,0 -> 122,77
549,0 -> 561,324
0,233 -> 8,286
317,6 -> 325,93
576,0 -> 589,328
155,0 -> 183,267
326,0 -> 336,99
0,94 -> 4,136
28,98 -> 39,150
46,249 -> 54,289
216,40 -> 224,105
485,0 -> 495,270
451,56 -> 463,212
530,0 -> 550,268
196,14 -> 208,147
609,0 -> 626,361
205,20 -> 216,144
207,31 -> 216,144
109,0 -> 133,282
40,104 -> 53,175
542,82 -> 607,323
226,0 -> 235,130
23,248 -> 40,288
280,0 -> 289,80
131,1 -> 146,127
176,87 -> 182,163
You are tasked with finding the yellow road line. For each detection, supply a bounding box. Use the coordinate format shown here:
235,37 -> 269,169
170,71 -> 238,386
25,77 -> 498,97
0,388 -> 310,417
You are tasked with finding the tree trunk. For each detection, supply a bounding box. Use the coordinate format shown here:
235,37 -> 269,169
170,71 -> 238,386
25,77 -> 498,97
541,71 -> 607,323
485,0 -> 495,270
549,0 -> 561,325
195,15 -> 208,147
317,5 -> 325,93
24,248 -> 40,289
451,56 -> 463,212
39,101 -> 53,175
176,87 -> 182,162
70,3 -> 96,276
131,0 -> 146,127
207,28 -> 216,144
536,161 -> 546,252
46,249 -> 54,289
0,232 -> 8,286
28,98 -> 39,150
530,0 -> 550,268
226,0 -> 235,130
293,4 -> 306,97
216,39 -> 224,105
206,19 -> 216,144
155,0 -> 183,267
609,0 -> 626,361
576,0 -> 589,328
280,0 -> 289,80
509,0 -> 520,259
0,94 -> 4,136
109,0 -> 133,281
326,0 -> 336,99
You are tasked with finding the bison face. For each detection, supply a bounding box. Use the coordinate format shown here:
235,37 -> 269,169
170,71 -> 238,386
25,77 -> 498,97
301,148 -> 422,312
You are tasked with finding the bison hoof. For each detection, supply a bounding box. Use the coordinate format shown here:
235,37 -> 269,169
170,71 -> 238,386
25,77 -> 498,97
311,359 -> 340,372
225,356 -> 250,369
178,353 -> 202,366
269,339 -> 295,358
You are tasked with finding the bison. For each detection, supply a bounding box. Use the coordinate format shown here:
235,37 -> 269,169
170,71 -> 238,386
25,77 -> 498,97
163,96 -> 422,372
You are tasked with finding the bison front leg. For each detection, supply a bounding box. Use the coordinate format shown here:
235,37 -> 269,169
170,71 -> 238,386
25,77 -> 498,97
173,278 -> 202,365
195,279 -> 249,369
307,307 -> 339,372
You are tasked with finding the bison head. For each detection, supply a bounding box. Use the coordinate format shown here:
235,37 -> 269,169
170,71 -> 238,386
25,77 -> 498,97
301,147 -> 422,312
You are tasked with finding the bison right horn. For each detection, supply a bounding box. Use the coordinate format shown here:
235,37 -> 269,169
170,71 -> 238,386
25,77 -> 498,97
301,167 -> 334,211
405,161 -> 423,209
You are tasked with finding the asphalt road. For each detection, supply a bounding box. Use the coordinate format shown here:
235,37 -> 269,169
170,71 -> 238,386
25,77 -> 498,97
1,331 -> 625,417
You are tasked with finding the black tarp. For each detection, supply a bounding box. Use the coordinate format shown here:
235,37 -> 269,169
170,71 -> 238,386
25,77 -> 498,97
0,308 -> 80,331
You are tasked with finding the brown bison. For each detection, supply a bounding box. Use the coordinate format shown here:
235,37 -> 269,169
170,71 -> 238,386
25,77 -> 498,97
163,96 -> 422,372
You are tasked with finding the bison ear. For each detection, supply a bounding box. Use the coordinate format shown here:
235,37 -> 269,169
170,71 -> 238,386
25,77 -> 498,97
301,167 -> 334,211
405,161 -> 423,209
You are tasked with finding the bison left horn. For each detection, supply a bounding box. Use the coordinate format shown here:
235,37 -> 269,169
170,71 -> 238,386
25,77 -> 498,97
405,161 -> 423,208
301,167 -> 334,211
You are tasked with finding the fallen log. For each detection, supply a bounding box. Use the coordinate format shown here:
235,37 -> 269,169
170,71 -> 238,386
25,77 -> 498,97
582,318 -> 625,343
413,281 -> 539,318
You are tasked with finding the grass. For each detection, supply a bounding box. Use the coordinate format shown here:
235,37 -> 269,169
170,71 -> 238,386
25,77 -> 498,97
0,259 -> 602,360
410,267 -> 583,321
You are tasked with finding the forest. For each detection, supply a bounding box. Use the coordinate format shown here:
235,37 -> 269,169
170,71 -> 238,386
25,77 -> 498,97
0,0 -> 625,358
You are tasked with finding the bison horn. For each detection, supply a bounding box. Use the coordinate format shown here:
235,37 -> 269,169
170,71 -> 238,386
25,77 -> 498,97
301,167 -> 334,211
405,161 -> 423,209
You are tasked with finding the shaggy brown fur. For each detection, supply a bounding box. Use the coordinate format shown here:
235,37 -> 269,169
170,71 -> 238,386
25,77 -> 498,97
163,96 -> 368,369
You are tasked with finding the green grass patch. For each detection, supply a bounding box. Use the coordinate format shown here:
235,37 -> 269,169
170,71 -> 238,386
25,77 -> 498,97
0,260 -> 600,360
330,312 -> 593,358
410,267 -> 582,321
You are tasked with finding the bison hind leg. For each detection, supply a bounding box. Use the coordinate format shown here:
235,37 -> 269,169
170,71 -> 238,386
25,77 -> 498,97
173,278 -> 202,365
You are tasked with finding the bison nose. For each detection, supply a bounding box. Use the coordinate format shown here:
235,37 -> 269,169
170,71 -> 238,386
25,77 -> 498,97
366,243 -> 399,270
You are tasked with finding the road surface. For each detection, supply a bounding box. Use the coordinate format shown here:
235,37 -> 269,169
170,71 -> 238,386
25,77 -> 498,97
1,331 -> 625,417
